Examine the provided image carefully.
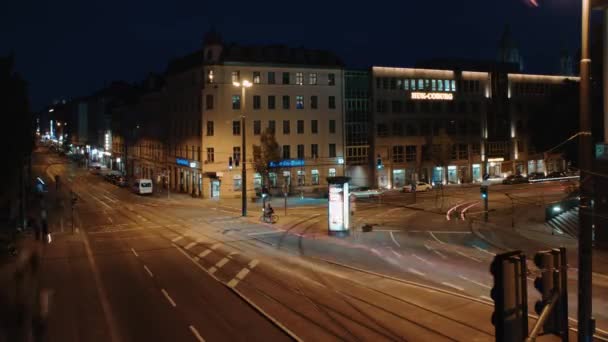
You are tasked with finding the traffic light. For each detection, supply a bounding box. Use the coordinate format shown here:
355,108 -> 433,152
532,249 -> 565,336
376,154 -> 383,170
480,185 -> 488,199
228,156 -> 233,170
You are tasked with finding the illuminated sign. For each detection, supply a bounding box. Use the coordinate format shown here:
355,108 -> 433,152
487,158 -> 504,163
176,158 -> 189,166
328,185 -> 344,232
268,159 -> 305,168
411,92 -> 454,100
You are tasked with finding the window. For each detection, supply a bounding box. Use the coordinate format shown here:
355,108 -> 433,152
269,172 -> 277,187
406,145 -> 416,162
207,69 -> 214,83
296,96 -> 304,109
232,71 -> 240,83
393,146 -> 404,163
404,79 -> 410,90
297,144 -> 304,159
253,95 -> 261,110
283,120 -> 290,134
471,143 -> 481,155
206,148 -> 215,162
393,122 -> 403,136
328,168 -> 336,177
233,120 -> 241,135
282,72 -> 290,84
377,123 -> 389,137
233,175 -> 242,191
309,73 -> 317,85
392,100 -> 402,113
268,120 -> 276,133
311,96 -> 318,109
282,95 -> 290,109
376,78 -> 381,89
268,95 -> 276,109
253,71 -> 261,84
311,170 -> 320,185
282,145 -> 290,159
383,78 -> 389,89
329,96 -> 336,109
458,144 -> 468,160
438,79 -> 443,91
390,78 -> 396,89
329,144 -> 336,158
268,72 -> 276,84
232,95 -> 241,110
432,79 -> 437,91
297,170 -> 305,186
311,144 -> 318,158
297,120 -> 304,134
296,72 -> 303,85
328,73 -> 335,86
248,120 -> 259,136
451,80 -> 456,91
206,121 -> 214,136
233,146 -> 241,167
329,120 -> 336,134
311,120 -> 318,134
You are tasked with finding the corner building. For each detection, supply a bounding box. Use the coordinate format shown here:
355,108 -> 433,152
201,33 -> 345,198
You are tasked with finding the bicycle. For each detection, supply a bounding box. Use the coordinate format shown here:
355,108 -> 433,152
260,213 -> 278,224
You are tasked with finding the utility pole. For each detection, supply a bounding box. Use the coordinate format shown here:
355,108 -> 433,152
578,0 -> 594,339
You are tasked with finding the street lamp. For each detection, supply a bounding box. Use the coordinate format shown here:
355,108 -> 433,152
234,80 -> 252,217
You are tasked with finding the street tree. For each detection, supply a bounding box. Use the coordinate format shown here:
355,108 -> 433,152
253,128 -> 281,191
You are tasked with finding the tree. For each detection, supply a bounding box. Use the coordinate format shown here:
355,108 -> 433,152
424,128 -> 454,173
253,128 -> 281,191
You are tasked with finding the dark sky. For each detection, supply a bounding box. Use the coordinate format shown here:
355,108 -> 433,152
2,0 -> 583,110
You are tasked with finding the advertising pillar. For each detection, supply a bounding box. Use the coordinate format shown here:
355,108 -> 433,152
327,176 -> 351,237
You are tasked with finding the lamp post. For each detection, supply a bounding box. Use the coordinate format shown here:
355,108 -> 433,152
234,80 -> 252,217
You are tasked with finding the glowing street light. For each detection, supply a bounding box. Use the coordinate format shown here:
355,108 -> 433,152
233,79 -> 253,217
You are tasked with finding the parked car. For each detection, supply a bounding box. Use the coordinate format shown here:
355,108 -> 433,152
116,176 -> 129,187
502,174 -> 528,185
104,173 -> 118,183
402,181 -> 433,192
546,171 -> 567,179
528,172 -> 545,181
132,179 -> 153,195
350,186 -> 384,198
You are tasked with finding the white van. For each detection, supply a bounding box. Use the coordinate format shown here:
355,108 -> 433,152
132,179 -> 153,195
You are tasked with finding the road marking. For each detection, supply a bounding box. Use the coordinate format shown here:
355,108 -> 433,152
456,250 -> 482,263
189,325 -> 206,342
391,250 -> 402,258
460,202 -> 480,220
171,236 -> 183,242
370,248 -> 382,256
227,278 -> 240,288
408,268 -> 426,276
480,295 -> 493,302
473,245 -> 496,256
143,265 -> 154,277
199,250 -> 211,258
248,259 -> 259,269
215,258 -> 229,268
235,268 -> 250,280
442,282 -> 465,291
413,254 -> 434,266
373,229 -> 402,232
131,248 -> 139,257
210,243 -> 222,250
247,230 -> 280,236
185,242 -> 196,250
389,231 -> 401,248
161,289 -> 177,307
209,266 -> 217,274
429,232 -> 445,244
107,216 -> 114,224
459,275 -> 491,289
432,249 -> 447,259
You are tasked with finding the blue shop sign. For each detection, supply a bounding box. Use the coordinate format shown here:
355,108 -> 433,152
176,158 -> 189,166
269,159 -> 305,168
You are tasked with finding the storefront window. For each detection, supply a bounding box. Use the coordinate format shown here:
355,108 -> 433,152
472,164 -> 481,182
448,166 -> 458,184
269,172 -> 277,187
253,173 -> 262,190
297,170 -> 305,186
393,169 -> 405,189
312,170 -> 319,185
233,175 -> 242,191
328,168 -> 336,177
528,160 -> 536,174
432,167 -> 444,185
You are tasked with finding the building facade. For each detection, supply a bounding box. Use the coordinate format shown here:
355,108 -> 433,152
201,35 -> 345,198
344,70 -> 372,187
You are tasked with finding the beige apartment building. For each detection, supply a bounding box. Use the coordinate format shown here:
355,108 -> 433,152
201,32 -> 344,198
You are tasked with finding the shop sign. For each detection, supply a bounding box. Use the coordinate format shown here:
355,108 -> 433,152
269,159 -> 305,168
176,158 -> 189,166
411,92 -> 454,100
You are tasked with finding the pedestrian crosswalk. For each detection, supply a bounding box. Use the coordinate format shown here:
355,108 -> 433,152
546,207 -> 578,238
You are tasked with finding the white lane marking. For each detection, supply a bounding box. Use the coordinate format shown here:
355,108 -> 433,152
446,201 -> 469,221
161,289 -> 176,307
432,249 -> 447,259
103,195 -> 117,203
193,256 -> 200,262
442,282 -> 465,291
131,248 -> 139,257
389,231 -> 401,248
199,250 -> 211,258
196,237 -> 207,244
410,230 -> 471,234
143,265 -> 154,277
247,230 -> 280,236
210,243 -> 222,250
227,278 -> 240,288
189,326 -> 206,342
236,268 -> 250,280
408,268 -> 426,277
391,250 -> 402,258
248,259 -> 259,269
373,229 -> 402,232
429,232 -> 445,244
413,254 -> 434,266
209,267 -> 217,274
215,258 -> 229,268
171,236 -> 183,242
459,275 -> 491,289
228,252 -> 239,258
480,295 -> 492,302
370,248 -> 382,256
473,245 -> 496,256
460,202 -> 480,220
456,250 -> 482,263
107,216 -> 113,224
185,242 -> 196,250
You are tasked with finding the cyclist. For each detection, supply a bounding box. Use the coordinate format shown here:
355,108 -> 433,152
266,204 -> 275,218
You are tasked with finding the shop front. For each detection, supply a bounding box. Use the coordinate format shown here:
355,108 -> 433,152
175,158 -> 201,196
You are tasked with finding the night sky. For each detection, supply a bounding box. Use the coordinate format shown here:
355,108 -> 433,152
2,0 -> 584,110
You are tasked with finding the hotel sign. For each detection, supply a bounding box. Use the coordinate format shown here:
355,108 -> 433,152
411,92 -> 453,101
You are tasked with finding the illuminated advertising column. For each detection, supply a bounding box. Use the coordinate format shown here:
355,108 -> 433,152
327,176 -> 351,236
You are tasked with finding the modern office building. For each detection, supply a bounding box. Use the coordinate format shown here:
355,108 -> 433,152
200,32 -> 345,198
343,70 -> 372,187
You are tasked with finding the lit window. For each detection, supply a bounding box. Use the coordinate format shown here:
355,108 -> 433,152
445,80 -> 450,91
432,80 -> 436,91
418,79 -> 424,90
451,80 -> 456,91
296,96 -> 304,109
328,168 -> 336,177
438,80 -> 443,91
309,73 -> 317,85
311,170 -> 320,185
232,95 -> 241,110
296,72 -> 303,85
207,70 -> 214,83
232,71 -> 240,83
404,79 -> 409,91
328,73 -> 336,86
253,71 -> 261,84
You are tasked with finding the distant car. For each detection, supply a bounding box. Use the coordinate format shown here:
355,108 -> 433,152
90,166 -> 102,175
104,174 -> 118,183
402,181 -> 433,192
528,172 -> 545,181
116,176 -> 129,187
132,179 -> 153,195
350,186 -> 384,198
502,175 -> 528,185
546,171 -> 567,179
